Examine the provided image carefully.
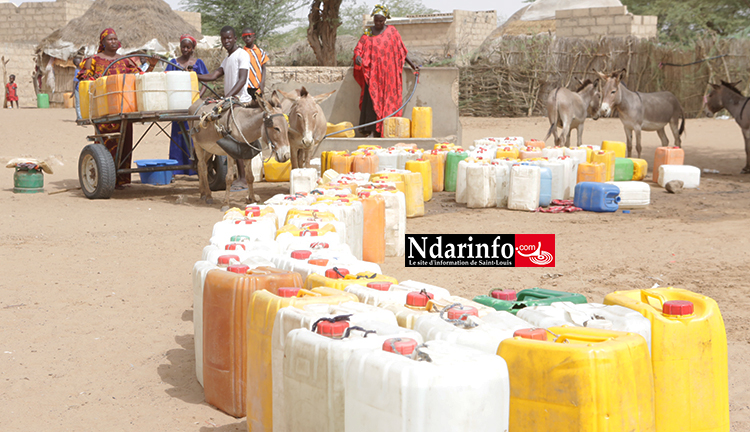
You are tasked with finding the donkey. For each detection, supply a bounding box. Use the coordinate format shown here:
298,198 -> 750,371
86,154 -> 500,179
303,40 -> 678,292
704,81 -> 750,173
596,69 -> 685,158
189,93 -> 291,205
277,87 -> 336,169
544,78 -> 601,148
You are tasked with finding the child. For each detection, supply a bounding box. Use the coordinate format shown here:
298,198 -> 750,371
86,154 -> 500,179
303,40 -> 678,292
71,56 -> 83,119
5,74 -> 18,109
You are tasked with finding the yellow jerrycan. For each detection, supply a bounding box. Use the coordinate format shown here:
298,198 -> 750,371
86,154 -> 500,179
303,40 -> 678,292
405,159 -> 433,202
382,117 -> 411,138
411,106 -> 433,138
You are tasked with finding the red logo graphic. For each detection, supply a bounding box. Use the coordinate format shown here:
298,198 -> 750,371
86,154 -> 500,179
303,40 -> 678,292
514,234 -> 555,267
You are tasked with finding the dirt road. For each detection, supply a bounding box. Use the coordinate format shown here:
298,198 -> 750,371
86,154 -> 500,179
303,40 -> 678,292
1,109 -> 748,431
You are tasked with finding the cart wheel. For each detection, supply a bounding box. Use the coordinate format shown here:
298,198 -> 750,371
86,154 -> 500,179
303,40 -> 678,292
208,155 -> 227,191
79,144 -> 116,199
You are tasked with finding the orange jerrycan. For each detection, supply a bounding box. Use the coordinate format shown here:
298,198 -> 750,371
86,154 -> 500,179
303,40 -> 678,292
577,162 -> 606,183
93,76 -> 108,117
421,150 -> 446,192
604,287 -> 729,432
246,287 -> 358,432
361,193 -> 385,263
352,152 -> 379,174
499,326 -> 655,432
592,150 -> 616,181
653,146 -> 684,183
106,73 -> 137,115
524,139 -> 545,150
330,153 -> 353,175
203,267 -> 303,418
405,159 -> 432,202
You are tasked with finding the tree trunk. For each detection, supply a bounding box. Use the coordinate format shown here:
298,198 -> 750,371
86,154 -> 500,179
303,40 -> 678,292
307,0 -> 343,66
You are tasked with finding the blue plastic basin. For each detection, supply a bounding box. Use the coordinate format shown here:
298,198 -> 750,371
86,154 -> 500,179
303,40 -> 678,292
135,159 -> 178,185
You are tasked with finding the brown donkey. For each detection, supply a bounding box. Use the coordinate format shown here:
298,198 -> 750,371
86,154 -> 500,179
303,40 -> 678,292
705,81 -> 750,173
544,78 -> 601,148
596,69 -> 685,158
277,87 -> 336,169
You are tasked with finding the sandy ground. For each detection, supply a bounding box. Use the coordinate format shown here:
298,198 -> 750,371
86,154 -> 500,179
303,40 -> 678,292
0,109 -> 748,431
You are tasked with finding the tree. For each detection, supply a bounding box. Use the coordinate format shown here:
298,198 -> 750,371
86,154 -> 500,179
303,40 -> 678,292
338,0 -> 438,36
621,0 -> 750,42
182,0 -> 307,38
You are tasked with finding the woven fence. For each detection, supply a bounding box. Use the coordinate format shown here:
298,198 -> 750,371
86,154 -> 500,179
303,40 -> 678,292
459,35 -> 750,118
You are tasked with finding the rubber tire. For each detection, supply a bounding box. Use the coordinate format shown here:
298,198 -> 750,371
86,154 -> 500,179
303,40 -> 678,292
208,155 -> 227,191
78,143 -> 116,199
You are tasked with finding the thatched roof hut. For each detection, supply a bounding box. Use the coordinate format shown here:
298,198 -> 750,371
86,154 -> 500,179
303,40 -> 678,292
36,0 -> 202,105
38,0 -> 202,61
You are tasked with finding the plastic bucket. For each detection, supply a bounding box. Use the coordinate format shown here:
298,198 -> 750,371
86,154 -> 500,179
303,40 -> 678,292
36,93 -> 49,108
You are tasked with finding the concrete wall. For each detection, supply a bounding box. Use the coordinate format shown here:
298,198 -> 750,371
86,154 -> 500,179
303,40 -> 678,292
175,11 -> 202,34
2,42 -> 38,107
0,0 -> 92,44
555,6 -> 658,39
266,66 -> 461,144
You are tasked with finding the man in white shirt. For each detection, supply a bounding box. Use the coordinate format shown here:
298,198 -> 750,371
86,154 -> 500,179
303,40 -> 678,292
198,26 -> 253,190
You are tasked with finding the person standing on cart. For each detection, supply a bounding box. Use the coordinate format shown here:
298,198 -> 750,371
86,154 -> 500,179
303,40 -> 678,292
197,26 -> 253,192
166,34 -> 208,176
241,27 -> 267,99
78,28 -> 158,188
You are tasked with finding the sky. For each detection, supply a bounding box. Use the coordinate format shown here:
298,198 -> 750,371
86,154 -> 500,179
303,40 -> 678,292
13,0 -> 529,23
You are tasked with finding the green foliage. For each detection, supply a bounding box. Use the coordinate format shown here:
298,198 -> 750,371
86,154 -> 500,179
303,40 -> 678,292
622,0 -> 750,43
182,0 -> 307,38
337,0 -> 439,36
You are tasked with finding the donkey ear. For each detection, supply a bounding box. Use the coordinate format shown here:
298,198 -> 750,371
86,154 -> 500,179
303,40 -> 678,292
313,89 -> 336,103
616,68 -> 627,81
593,78 -> 600,87
271,92 -> 283,108
277,89 -> 299,101
710,83 -> 720,89
575,77 -> 582,85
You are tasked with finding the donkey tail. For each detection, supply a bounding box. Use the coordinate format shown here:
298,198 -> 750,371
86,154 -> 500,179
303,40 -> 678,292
679,113 -> 686,136
544,88 -> 560,141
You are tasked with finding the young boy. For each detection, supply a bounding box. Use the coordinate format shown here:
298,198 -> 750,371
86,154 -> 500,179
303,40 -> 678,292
241,27 -> 268,99
71,56 -> 83,119
5,74 -> 18,109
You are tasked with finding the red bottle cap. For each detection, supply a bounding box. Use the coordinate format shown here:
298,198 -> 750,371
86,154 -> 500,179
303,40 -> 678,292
491,290 -> 517,301
310,242 -> 329,249
325,268 -> 349,279
316,320 -> 349,338
406,291 -> 434,307
227,264 -> 249,274
301,222 -> 319,229
382,337 -> 418,355
662,300 -> 694,316
278,287 -> 301,298
514,328 -> 547,340
217,255 -> 240,266
245,208 -> 261,217
367,282 -> 392,291
225,243 -> 246,251
234,219 -> 255,225
291,250 -> 312,260
308,259 -> 329,266
447,305 -> 479,321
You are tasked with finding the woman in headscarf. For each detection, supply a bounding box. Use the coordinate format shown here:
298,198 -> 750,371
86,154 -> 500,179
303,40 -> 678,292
165,34 -> 208,175
78,28 -> 157,188
353,4 -> 419,137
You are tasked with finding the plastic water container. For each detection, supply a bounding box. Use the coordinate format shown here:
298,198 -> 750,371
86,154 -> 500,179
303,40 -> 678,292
508,164 -> 540,211
203,267 -> 304,417
345,339 -> 511,432
275,223 -> 343,252
614,157 -> 634,181
499,327 -> 655,432
191,254 -> 274,386
79,80 -> 92,119
246,287 -> 359,431
492,162 -> 511,208
574,182 -> 620,212
106,73 -> 137,115
415,309 -> 532,354
345,281 -> 451,306
358,188 -> 405,257
542,146 -> 564,160
401,170 -> 425,218
602,140 -> 627,158
305,269 -> 397,291
564,146 -> 588,164
653,146 -> 684,183
465,163 -> 496,208
404,159 -> 432,202
630,158 -> 648,181
428,295 -> 497,317
519,146 -> 542,160
592,150 -> 615,181
330,153 -> 353,175
539,159 -> 566,201
517,302 -> 652,351
473,287 -> 587,315
496,146 -> 519,159
421,150 -> 445,192
92,76 -> 108,117
135,72 -> 168,112
395,280 -> 452,299
524,138 -> 545,150
382,117 -> 411,138
134,159 -> 178,185
606,181 -> 650,208
581,144 -> 601,159
374,149 -> 398,171
444,151 -> 468,192
190,71 -> 200,103
309,201 -> 365,259
577,162 -> 606,183
272,305 -> 400,432
538,166 -> 552,207
658,165 -> 700,188
326,121 -> 355,138
289,168 -> 318,194
352,152 -> 379,174
604,287 -> 729,432
269,248 -> 364,281
361,193 -> 385,263
411,106 -> 432,137
264,158 -> 292,182
281,321 -> 422,432
558,156 -> 577,199
209,218 -> 277,248
455,159 -> 471,204
165,71 -> 193,110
